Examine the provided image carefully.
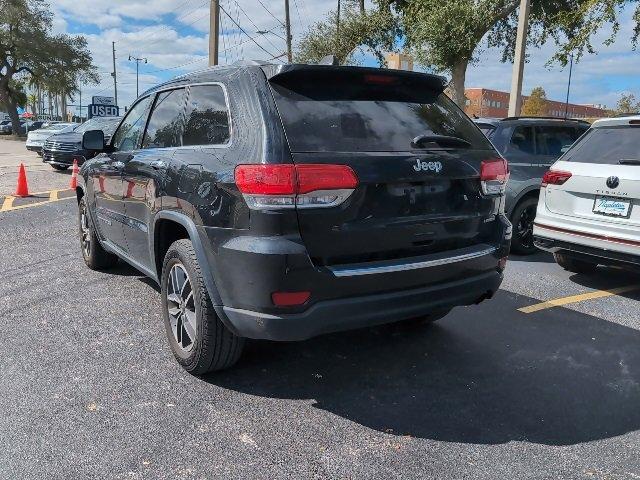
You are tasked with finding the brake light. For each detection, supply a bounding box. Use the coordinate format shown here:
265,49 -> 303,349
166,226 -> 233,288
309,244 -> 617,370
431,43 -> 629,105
480,158 -> 509,195
363,74 -> 398,85
235,164 -> 358,210
541,170 -> 572,187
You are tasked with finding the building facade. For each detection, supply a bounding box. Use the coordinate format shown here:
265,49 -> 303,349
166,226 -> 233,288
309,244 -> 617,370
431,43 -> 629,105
464,88 -> 609,119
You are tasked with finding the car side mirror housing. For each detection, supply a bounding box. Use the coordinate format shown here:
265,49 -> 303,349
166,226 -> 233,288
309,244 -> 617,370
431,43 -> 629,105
82,130 -> 105,151
560,145 -> 571,154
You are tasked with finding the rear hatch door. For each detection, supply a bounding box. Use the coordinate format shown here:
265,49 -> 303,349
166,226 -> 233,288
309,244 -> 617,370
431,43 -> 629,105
545,124 -> 640,227
267,66 -> 503,267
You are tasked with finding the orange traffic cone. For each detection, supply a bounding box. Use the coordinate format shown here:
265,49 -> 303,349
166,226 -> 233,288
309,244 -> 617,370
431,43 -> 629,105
15,163 -> 30,197
69,159 -> 79,189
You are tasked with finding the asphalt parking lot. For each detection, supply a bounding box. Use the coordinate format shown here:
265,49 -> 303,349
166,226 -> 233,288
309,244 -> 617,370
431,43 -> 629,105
1,144 -> 640,479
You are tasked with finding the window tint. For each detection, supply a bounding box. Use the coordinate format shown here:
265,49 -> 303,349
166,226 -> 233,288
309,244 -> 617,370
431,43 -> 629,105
142,89 -> 186,149
112,96 -> 152,151
269,84 -> 491,152
534,126 -> 584,157
183,85 -> 230,146
562,127 -> 640,165
509,126 -> 534,154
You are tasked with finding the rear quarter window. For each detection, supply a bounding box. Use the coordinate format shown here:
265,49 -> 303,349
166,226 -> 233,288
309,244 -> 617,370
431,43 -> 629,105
561,126 -> 639,164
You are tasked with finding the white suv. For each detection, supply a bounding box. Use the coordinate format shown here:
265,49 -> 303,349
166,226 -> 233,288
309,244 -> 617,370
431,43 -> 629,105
533,115 -> 640,273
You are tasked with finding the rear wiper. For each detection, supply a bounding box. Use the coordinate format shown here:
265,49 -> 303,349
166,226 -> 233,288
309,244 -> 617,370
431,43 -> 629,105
619,159 -> 640,165
411,134 -> 471,149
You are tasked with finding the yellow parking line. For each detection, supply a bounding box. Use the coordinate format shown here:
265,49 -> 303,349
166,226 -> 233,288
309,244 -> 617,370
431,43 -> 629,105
1,195 -> 15,212
519,285 -> 640,314
50,190 -> 60,201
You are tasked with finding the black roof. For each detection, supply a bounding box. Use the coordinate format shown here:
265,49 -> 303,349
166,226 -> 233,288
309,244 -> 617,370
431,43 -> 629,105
499,116 -> 590,124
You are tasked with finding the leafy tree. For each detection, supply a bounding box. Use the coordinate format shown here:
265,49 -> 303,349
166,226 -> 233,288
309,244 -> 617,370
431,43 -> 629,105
387,1 -> 638,108
0,0 -> 98,135
615,93 -> 640,114
521,86 -> 548,116
295,4 -> 399,66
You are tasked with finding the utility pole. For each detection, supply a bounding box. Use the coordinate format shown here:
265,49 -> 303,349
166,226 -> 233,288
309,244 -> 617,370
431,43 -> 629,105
111,42 -> 118,107
564,54 -> 574,119
507,0 -> 530,117
284,0 -> 292,62
209,0 -> 220,66
128,55 -> 147,98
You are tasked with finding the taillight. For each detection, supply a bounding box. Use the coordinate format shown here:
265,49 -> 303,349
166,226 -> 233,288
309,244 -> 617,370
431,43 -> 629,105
271,291 -> 311,307
235,164 -> 358,210
480,158 -> 509,195
541,170 -> 572,187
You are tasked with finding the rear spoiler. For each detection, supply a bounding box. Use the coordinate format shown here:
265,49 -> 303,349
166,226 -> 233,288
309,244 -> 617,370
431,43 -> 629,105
262,64 -> 448,93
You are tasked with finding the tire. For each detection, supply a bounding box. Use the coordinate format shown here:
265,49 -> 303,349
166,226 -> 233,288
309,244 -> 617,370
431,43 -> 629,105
161,239 -> 245,374
78,196 -> 118,270
554,253 -> 598,274
51,164 -> 69,171
404,308 -> 452,327
510,197 -> 539,255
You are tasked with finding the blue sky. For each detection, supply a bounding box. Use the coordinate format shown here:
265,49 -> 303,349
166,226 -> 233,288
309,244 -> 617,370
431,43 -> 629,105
49,0 -> 640,113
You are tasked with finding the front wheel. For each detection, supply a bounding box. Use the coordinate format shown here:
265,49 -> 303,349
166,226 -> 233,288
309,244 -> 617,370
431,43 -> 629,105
510,197 -> 539,255
161,239 -> 245,374
78,196 -> 118,270
554,253 -> 598,274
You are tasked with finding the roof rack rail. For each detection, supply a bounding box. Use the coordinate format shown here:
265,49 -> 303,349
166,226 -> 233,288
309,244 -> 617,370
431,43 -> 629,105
501,116 -> 590,124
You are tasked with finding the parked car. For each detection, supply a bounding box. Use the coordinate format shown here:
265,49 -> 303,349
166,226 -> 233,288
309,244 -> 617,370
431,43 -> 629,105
42,116 -> 121,170
534,115 -> 640,273
475,117 -> 589,254
76,63 -> 511,373
26,122 -> 78,155
0,120 -> 25,135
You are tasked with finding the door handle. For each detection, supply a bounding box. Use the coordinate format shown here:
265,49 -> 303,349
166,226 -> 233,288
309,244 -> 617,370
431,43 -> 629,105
150,160 -> 167,170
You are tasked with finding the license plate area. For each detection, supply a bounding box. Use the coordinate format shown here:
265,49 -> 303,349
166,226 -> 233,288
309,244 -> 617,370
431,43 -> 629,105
593,195 -> 632,218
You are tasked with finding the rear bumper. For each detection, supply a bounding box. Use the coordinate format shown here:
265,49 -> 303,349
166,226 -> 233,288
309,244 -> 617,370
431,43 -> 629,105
204,215 -> 511,340
219,270 -> 503,340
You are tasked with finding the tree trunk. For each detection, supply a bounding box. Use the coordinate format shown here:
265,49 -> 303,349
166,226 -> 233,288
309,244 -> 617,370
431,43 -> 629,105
359,0 -> 364,14
449,59 -> 468,108
0,85 -> 21,137
48,92 -> 52,118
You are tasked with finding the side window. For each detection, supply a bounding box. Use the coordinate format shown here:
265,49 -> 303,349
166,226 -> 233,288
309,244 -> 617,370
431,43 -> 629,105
142,88 -> 186,149
111,96 -> 152,152
535,126 -> 582,157
183,85 -> 230,146
509,126 -> 534,154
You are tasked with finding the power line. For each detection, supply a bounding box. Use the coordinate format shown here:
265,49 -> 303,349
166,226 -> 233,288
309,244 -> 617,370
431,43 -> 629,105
255,0 -> 286,28
219,4 -> 277,58
227,0 -> 283,52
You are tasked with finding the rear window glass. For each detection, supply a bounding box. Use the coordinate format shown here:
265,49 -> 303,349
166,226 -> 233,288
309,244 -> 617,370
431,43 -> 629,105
269,77 -> 492,153
476,123 -> 496,138
562,127 -> 639,164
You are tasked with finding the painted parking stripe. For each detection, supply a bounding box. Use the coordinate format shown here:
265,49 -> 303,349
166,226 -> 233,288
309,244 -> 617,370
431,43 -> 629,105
518,285 -> 640,314
1,195 -> 14,211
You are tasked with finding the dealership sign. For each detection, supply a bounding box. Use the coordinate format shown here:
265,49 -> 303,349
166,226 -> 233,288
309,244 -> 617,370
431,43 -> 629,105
88,104 -> 120,118
92,96 -> 116,106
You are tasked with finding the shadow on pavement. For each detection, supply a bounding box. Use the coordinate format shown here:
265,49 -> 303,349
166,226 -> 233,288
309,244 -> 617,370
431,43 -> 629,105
509,250 -> 555,264
208,289 -> 640,446
569,267 -> 640,301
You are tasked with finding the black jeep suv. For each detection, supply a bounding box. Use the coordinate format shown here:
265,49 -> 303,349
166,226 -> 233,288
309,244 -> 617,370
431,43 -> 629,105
76,63 -> 511,373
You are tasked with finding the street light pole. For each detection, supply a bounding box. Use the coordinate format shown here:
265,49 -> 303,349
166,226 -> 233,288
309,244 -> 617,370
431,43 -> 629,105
508,0 -> 531,117
284,0 -> 292,62
564,54 -> 574,119
128,55 -> 148,98
209,0 -> 220,66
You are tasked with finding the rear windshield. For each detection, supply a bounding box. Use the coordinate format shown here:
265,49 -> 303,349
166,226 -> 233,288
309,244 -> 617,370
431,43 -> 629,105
562,126 -> 639,164
269,76 -> 492,153
475,123 -> 496,138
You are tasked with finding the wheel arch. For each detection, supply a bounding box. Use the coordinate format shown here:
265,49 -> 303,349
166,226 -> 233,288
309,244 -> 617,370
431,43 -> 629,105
152,211 -> 223,307
508,186 -> 540,218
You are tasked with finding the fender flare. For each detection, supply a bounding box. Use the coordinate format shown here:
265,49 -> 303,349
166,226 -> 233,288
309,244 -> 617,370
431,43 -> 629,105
507,185 -> 540,218
152,210 -> 223,307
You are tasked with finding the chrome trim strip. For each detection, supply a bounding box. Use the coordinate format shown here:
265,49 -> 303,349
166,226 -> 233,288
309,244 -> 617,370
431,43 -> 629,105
329,245 -> 497,277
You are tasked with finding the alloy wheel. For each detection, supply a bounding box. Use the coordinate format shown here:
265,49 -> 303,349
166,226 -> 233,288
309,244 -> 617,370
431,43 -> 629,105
166,263 -> 197,352
80,204 -> 91,258
516,204 -> 537,249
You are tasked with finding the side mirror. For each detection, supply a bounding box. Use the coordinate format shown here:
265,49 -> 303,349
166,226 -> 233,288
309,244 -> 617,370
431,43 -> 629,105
82,130 -> 105,151
560,145 -> 572,154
